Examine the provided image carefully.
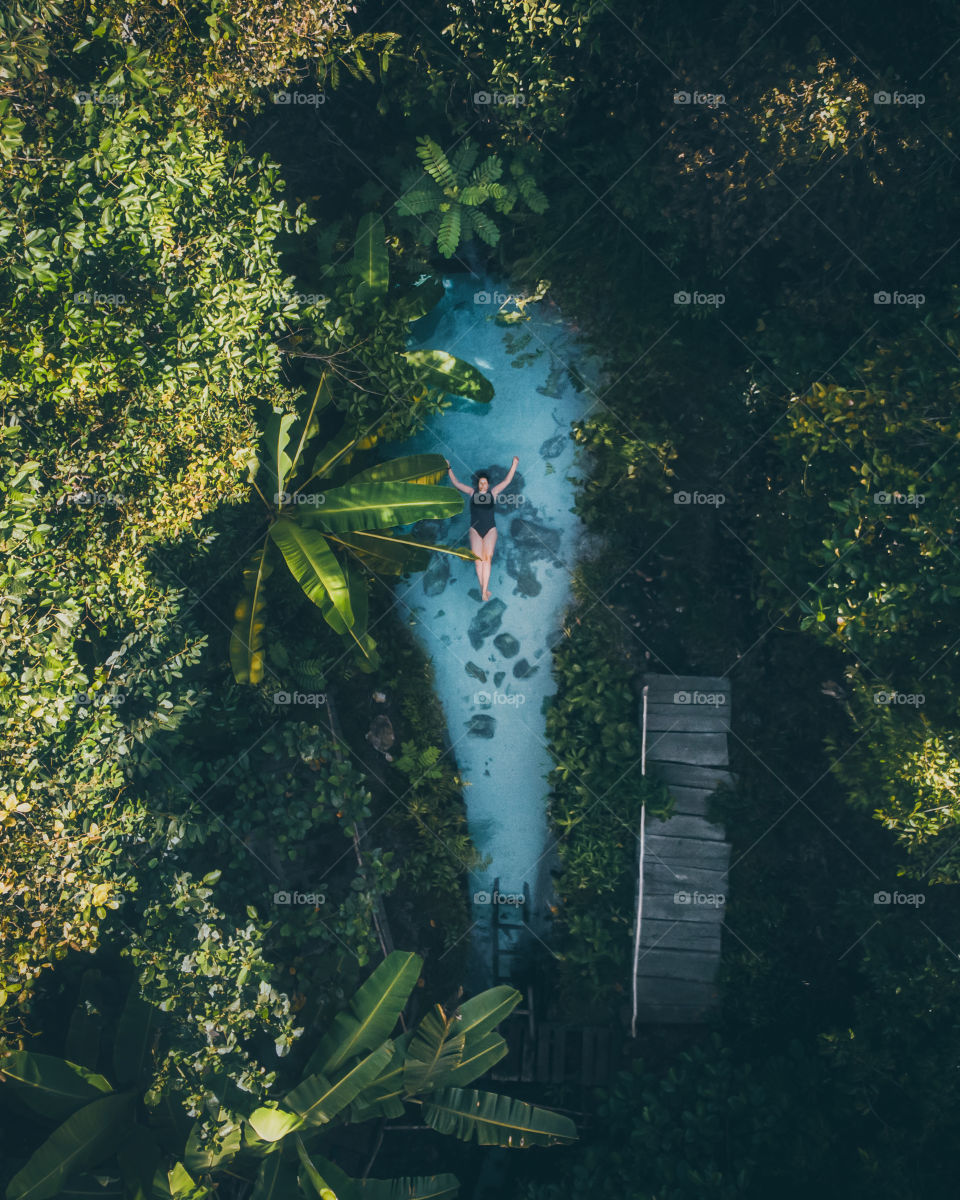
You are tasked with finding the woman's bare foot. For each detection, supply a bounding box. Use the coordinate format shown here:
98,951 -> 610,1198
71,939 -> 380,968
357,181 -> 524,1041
482,588 -> 491,602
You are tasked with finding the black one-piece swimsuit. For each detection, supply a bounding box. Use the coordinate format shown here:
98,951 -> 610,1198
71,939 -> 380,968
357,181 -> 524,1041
469,489 -> 496,536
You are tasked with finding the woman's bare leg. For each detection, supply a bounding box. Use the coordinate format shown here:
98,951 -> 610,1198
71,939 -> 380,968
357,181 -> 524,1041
469,528 -> 484,593
480,528 -> 498,601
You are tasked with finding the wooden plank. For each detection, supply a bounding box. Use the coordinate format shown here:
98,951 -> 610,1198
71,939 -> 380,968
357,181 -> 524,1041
633,1002 -> 714,1024
636,948 -> 721,982
643,893 -> 726,922
646,813 -> 726,841
652,762 -> 734,790
639,919 -> 722,952
634,976 -> 718,1005
644,869 -> 729,896
663,786 -> 721,817
645,835 -> 731,869
645,709 -> 731,733
643,673 -> 731,693
646,731 -> 729,766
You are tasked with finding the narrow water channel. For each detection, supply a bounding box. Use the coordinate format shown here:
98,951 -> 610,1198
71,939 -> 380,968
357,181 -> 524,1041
391,273 -> 599,986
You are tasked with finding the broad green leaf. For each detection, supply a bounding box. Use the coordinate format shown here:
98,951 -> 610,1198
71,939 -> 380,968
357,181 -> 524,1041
301,482 -> 462,535
344,455 -> 447,487
396,277 -> 445,322
7,1092 -> 135,1200
166,1163 -> 196,1200
289,374 -> 333,478
454,987 -> 521,1043
402,351 -> 494,403
264,408 -> 297,501
247,1106 -> 305,1142
112,986 -> 162,1087
436,209 -> 461,259
354,1176 -> 460,1200
419,1088 -> 577,1148
353,213 -> 389,299
0,1052 -> 112,1123
295,1136 -> 338,1199
326,531 -> 432,577
403,1007 -> 464,1096
347,1032 -> 414,1121
269,519 -> 353,627
251,1158 -> 298,1200
305,952 -> 421,1076
229,537 -> 273,685
438,1031 -> 507,1089
184,1119 -> 242,1170
285,1044 -> 395,1127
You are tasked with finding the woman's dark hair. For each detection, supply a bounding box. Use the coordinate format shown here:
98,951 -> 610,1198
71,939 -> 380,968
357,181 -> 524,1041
473,470 -> 490,485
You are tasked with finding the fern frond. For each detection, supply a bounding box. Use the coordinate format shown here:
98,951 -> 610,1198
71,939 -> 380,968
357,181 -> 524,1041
451,141 -> 479,181
416,136 -> 456,188
469,156 -> 503,186
516,173 -> 549,214
436,208 -> 460,257
469,209 -> 501,247
459,185 -> 489,207
291,657 -> 330,691
397,188 -> 439,216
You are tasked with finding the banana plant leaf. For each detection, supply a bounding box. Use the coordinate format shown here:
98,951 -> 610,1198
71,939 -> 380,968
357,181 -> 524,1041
419,1088 -> 578,1148
7,1092 -> 136,1200
115,1126 -> 160,1200
229,538 -> 273,685
436,1031 -> 507,1089
304,423 -> 382,491
268,519 -> 353,628
346,1031 -> 415,1122
305,952 -> 421,1077
344,454 -> 447,487
395,276 -> 445,323
284,1043 -> 395,1127
250,1156 -> 298,1200
454,986 -> 521,1043
295,1136 -> 339,1200
247,1106 -> 305,1143
300,482 -> 462,535
354,1176 -> 460,1200
288,374 -> 334,479
354,213 -> 389,300
112,986 -> 163,1088
402,350 -> 494,403
263,408 -> 297,502
402,1007 -> 465,1096
0,1052 -> 112,1123
326,531 -> 432,576
316,588 -> 379,669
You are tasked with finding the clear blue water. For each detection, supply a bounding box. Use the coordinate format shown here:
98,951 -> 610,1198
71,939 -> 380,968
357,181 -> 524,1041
391,273 -> 599,984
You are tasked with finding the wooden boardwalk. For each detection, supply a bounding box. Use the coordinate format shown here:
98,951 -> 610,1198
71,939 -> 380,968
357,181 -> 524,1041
632,674 -> 733,1025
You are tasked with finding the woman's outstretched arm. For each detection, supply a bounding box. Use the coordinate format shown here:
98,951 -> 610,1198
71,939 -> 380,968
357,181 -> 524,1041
446,460 -> 474,494
491,455 -> 519,497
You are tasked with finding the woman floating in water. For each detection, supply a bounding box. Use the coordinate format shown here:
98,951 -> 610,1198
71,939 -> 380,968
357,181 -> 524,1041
446,456 -> 519,602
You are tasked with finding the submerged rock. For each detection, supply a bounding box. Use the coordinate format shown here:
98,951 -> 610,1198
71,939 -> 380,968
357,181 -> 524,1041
539,433 -> 567,459
513,658 -> 539,679
493,671 -> 505,687
422,556 -> 450,596
514,565 -> 542,598
466,661 -> 487,682
468,598 -> 506,649
467,714 -> 497,738
493,632 -> 520,658
510,517 -> 561,557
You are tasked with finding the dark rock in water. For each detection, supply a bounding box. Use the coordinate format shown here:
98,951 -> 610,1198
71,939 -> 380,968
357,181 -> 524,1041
422,555 -> 450,596
539,433 -> 567,459
410,519 -> 442,544
468,587 -> 482,603
513,658 -> 539,679
493,632 -> 520,658
510,518 -> 561,558
466,661 -> 487,682
468,598 -> 506,649
514,566 -> 541,598
366,715 -> 396,756
493,671 -> 505,687
467,714 -> 497,738
435,610 -> 445,618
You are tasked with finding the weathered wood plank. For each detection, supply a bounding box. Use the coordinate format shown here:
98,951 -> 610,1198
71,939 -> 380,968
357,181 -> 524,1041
634,976 -> 719,1005
644,863 -> 729,892
645,836 -> 732,869
663,786 -> 722,817
643,673 -> 731,693
646,731 -> 729,766
652,762 -> 734,790
636,948 -> 721,982
645,708 -> 731,733
643,893 -> 726,922
646,813 -> 726,841
639,919 -> 722,952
